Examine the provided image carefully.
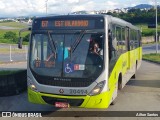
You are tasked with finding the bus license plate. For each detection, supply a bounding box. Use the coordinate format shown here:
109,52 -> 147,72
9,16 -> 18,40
55,102 -> 70,108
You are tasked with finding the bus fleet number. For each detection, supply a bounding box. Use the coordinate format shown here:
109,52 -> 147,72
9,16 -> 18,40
69,89 -> 88,95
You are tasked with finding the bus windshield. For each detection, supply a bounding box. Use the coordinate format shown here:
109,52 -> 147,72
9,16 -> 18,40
30,30 -> 104,79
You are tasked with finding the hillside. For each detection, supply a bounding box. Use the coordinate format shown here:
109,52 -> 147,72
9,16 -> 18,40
133,4 -> 153,9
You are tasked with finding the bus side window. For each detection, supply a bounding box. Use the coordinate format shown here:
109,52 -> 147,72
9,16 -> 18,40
108,29 -> 112,60
108,29 -> 117,61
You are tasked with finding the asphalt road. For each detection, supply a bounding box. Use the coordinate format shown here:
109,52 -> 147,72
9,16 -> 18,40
0,44 -> 28,63
0,61 -> 160,120
0,26 -> 19,30
143,43 -> 160,54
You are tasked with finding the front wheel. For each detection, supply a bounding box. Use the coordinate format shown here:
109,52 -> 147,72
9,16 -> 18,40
111,98 -> 117,105
111,82 -> 118,105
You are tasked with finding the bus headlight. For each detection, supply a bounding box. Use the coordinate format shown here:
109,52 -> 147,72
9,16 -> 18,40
27,77 -> 38,92
89,81 -> 106,96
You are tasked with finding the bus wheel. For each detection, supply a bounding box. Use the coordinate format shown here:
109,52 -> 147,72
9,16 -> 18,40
131,61 -> 137,79
111,82 -> 118,105
118,73 -> 122,90
111,98 -> 117,105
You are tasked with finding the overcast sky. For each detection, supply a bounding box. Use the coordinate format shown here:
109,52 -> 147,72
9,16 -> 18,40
0,0 -> 158,17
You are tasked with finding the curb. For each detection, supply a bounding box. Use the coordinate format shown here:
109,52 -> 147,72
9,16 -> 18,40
142,59 -> 160,65
0,61 -> 27,65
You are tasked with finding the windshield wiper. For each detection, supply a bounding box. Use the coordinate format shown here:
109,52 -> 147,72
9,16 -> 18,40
47,31 -> 57,59
71,30 -> 86,53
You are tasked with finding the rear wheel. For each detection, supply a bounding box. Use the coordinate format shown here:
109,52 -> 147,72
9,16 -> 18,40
131,61 -> 137,79
118,73 -> 122,90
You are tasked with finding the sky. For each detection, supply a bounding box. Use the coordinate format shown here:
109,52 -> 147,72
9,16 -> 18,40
0,0 -> 159,17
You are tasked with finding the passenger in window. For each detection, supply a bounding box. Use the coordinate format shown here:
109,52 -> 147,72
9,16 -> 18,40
89,39 -> 101,55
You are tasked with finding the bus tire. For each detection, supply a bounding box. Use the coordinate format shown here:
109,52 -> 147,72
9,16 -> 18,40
131,61 -> 137,79
111,97 -> 117,105
111,101 -> 115,105
111,77 -> 119,105
118,73 -> 122,90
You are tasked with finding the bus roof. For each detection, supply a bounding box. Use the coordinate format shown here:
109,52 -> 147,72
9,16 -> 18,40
32,14 -> 140,31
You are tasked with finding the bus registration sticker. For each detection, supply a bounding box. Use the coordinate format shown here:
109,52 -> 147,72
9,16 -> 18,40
55,102 -> 70,108
74,64 -> 85,70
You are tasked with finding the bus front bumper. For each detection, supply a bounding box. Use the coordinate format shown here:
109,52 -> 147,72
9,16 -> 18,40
28,88 -> 112,109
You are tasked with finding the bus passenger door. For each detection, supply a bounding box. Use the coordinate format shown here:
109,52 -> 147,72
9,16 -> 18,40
126,27 -> 130,69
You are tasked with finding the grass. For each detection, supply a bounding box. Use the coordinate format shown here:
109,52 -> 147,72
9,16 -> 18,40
0,22 -> 28,28
135,23 -> 160,36
143,53 -> 160,63
0,70 -> 21,75
0,48 -> 26,54
0,29 -> 29,44
0,22 -> 30,44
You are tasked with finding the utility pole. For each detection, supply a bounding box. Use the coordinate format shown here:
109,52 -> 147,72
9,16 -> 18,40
45,0 -> 48,14
155,0 -> 158,53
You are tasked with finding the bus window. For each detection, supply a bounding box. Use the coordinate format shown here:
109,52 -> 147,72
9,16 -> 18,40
30,33 -> 59,76
30,31 -> 104,79
108,25 -> 117,61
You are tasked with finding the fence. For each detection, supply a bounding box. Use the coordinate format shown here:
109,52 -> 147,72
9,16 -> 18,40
142,36 -> 160,44
0,44 -> 28,63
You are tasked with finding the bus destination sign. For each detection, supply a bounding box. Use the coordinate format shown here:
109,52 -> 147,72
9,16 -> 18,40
54,20 -> 89,27
40,20 -> 95,29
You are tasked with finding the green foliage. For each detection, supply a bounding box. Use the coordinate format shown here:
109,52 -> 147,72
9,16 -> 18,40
0,70 -> 22,75
23,34 -> 30,42
105,8 -> 160,24
0,29 -> 29,44
103,8 -> 160,36
3,31 -> 17,43
143,53 -> 160,63
0,22 -> 28,28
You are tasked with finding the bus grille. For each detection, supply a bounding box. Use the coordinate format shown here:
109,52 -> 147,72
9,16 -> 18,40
42,96 -> 84,106
37,79 -> 91,87
31,70 -> 93,87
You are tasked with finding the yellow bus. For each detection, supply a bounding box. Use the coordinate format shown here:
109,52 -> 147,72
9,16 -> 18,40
19,14 -> 142,108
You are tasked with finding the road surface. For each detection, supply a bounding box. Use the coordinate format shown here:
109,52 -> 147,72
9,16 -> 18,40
0,44 -> 28,63
0,26 -> 19,30
143,43 -> 160,54
0,61 -> 27,70
0,61 -> 160,120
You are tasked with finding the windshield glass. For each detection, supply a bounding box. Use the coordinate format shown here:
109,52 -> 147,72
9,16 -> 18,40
30,30 -> 104,79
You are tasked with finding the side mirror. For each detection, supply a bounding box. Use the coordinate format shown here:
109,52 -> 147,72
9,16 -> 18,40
18,37 -> 23,49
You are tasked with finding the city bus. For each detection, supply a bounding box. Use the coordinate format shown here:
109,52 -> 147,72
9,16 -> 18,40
18,15 -> 142,109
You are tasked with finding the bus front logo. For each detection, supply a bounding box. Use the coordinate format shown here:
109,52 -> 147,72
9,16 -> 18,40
59,89 -> 64,94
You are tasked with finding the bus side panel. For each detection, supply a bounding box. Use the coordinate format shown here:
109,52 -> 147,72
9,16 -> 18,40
130,50 -> 136,69
139,47 -> 142,60
121,52 -> 128,75
108,54 -> 125,103
28,88 -> 47,104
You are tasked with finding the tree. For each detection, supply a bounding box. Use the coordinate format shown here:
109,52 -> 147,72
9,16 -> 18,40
23,34 -> 30,42
4,31 -> 17,43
